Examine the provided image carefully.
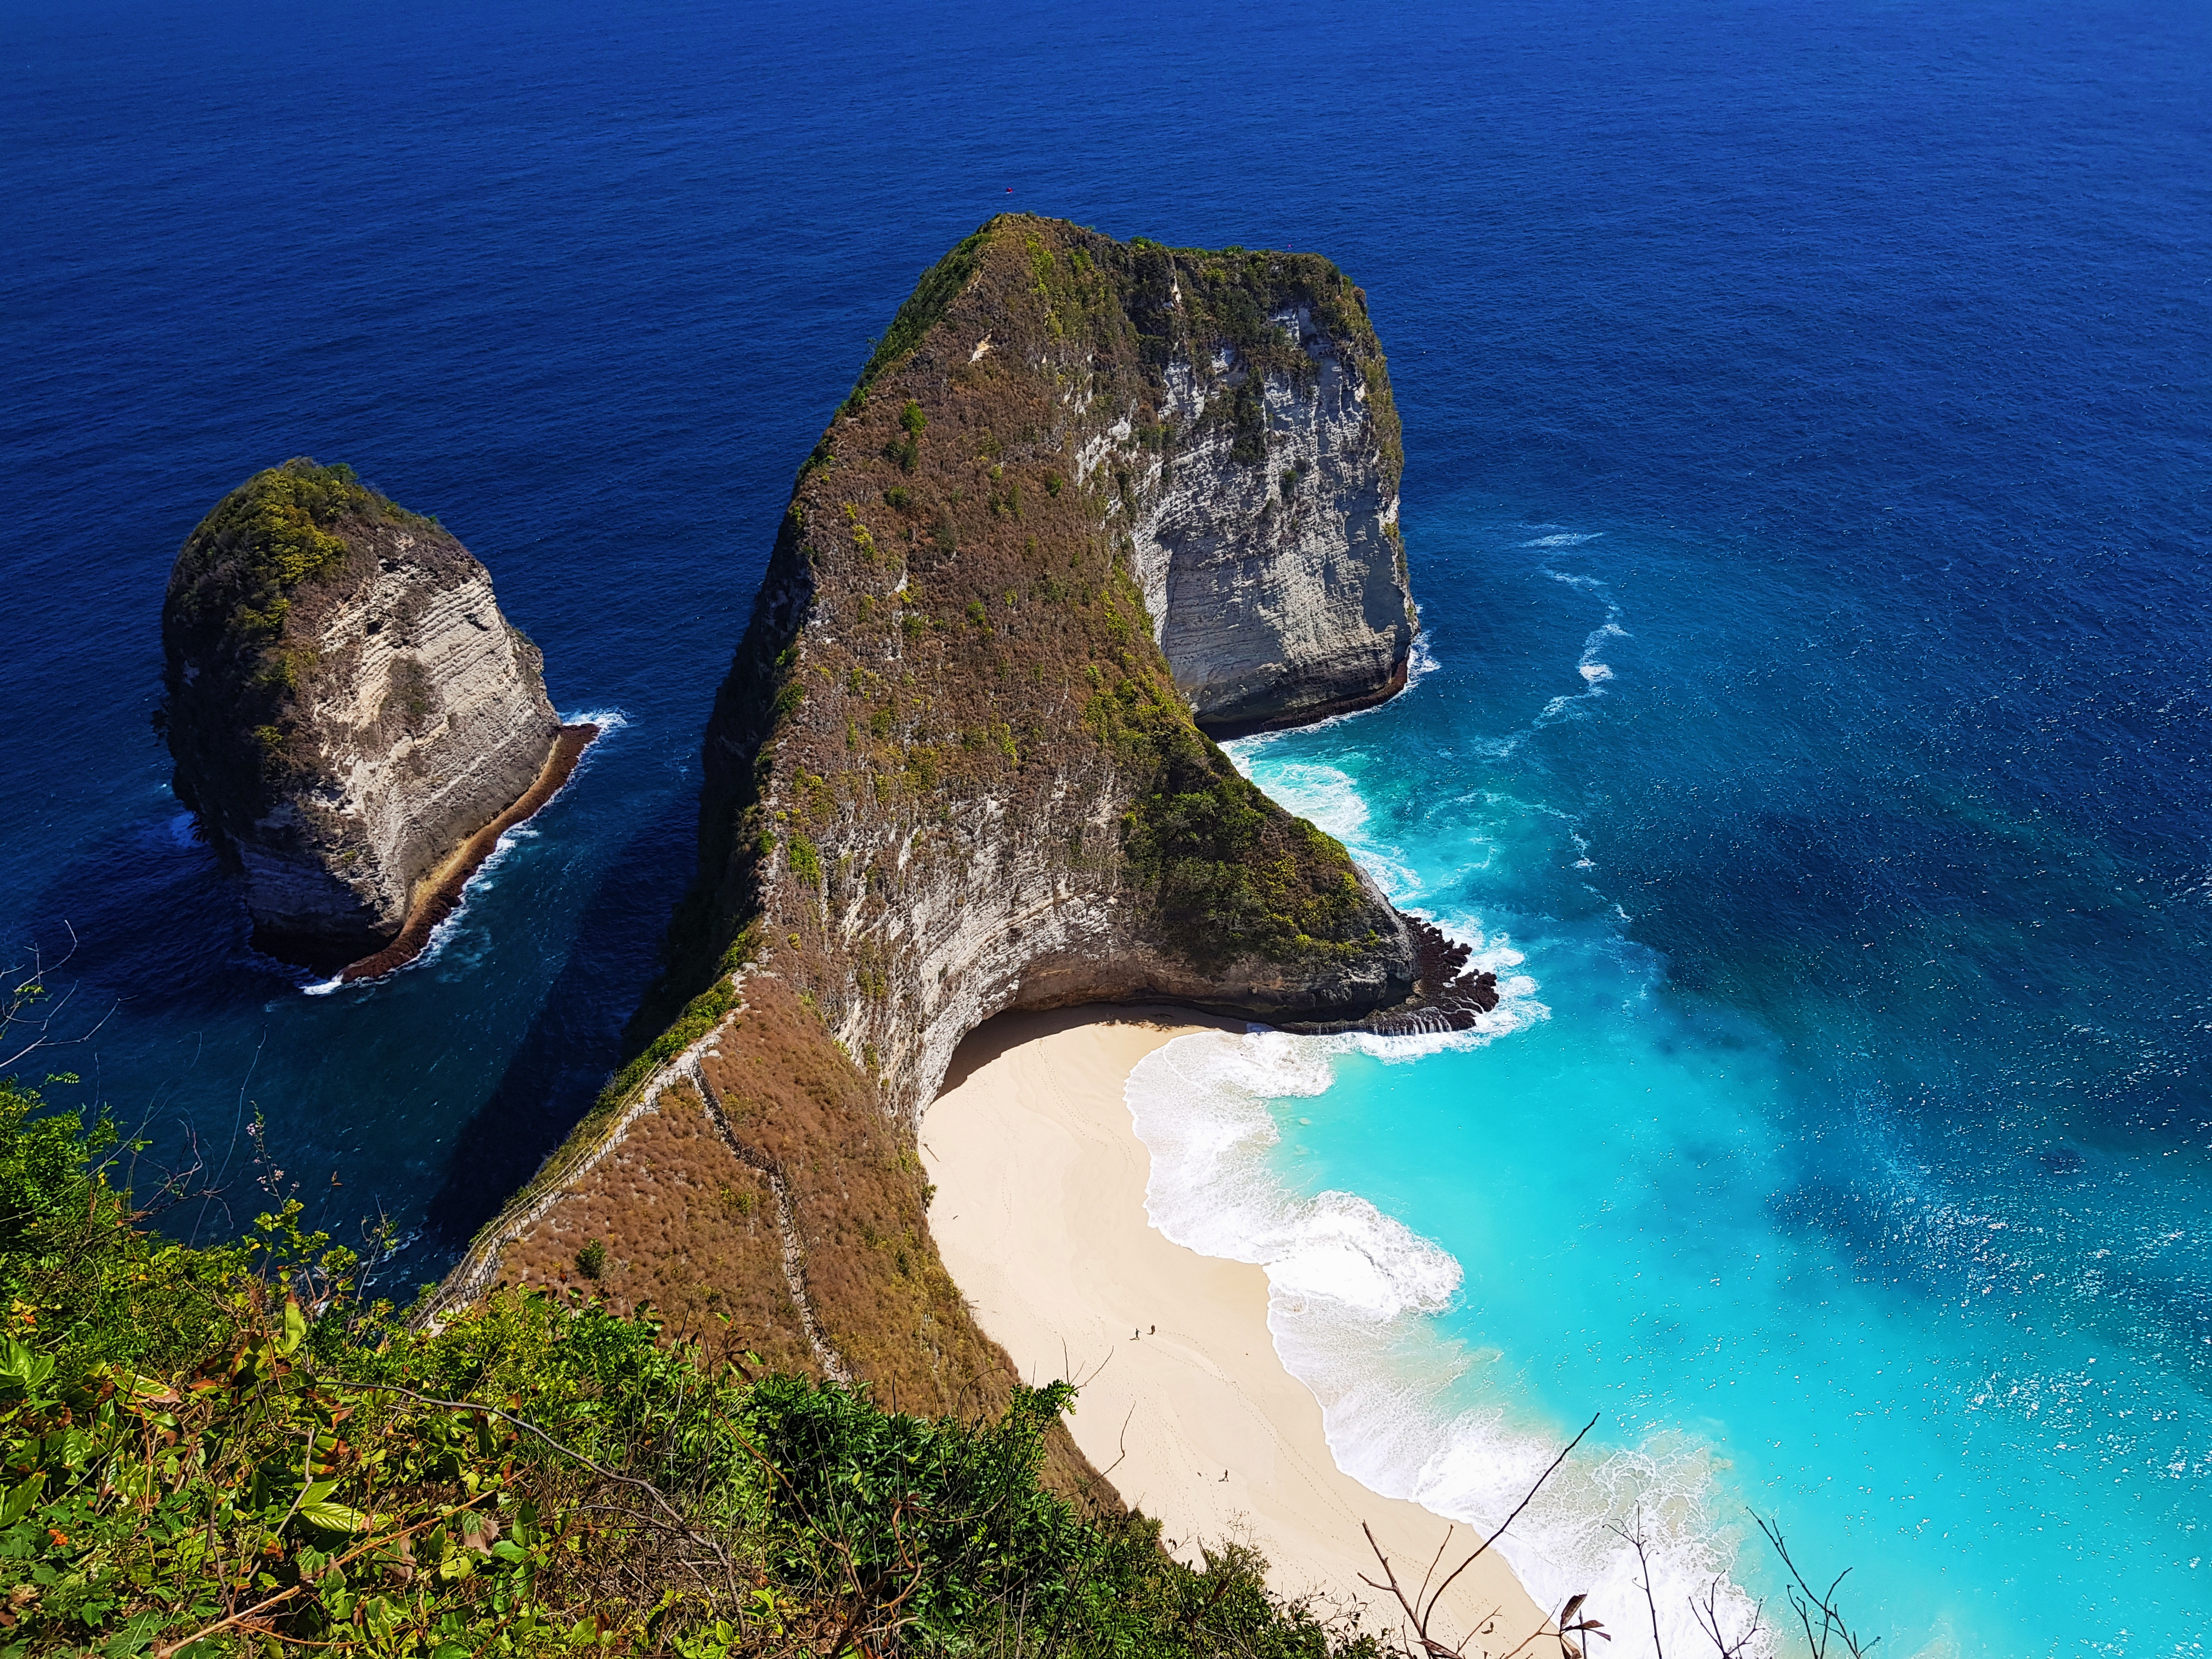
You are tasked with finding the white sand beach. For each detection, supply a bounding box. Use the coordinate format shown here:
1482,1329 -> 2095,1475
923,1007 -> 1558,1659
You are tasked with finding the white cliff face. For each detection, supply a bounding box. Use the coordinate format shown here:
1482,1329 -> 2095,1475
245,531 -> 558,948
1079,307 -> 1414,736
167,497 -> 559,968
808,752 -> 1410,1120
1148,313 -> 1411,733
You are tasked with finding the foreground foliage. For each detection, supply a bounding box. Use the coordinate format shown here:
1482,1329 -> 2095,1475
0,1076 -> 1383,1659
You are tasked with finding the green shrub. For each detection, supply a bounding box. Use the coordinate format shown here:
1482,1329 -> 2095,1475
0,1080 -> 1385,1659
789,833 -> 823,885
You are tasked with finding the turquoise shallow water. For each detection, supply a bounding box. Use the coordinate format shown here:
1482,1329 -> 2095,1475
1124,502 -> 2212,1658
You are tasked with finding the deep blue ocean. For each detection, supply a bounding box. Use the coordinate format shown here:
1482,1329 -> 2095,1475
5,0 -> 2208,1651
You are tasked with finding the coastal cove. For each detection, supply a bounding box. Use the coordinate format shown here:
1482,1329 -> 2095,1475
7,0 -> 2210,1655
922,1008 -> 1550,1652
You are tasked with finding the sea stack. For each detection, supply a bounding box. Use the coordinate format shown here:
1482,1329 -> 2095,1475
162,459 -> 571,974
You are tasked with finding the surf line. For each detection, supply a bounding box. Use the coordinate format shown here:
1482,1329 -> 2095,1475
331,721 -> 601,986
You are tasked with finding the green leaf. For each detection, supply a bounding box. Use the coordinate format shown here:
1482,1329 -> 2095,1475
295,1500 -> 368,1533
100,1611 -> 163,1657
0,1339 -> 54,1401
276,1299 -> 308,1357
0,1472 -> 46,1527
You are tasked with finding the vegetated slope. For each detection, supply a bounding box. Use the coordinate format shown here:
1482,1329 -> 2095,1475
444,216 -> 1478,1443
0,1072 -> 1395,1659
162,459 -> 562,973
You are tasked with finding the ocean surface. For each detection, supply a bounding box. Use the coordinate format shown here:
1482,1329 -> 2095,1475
5,0 -> 2208,1651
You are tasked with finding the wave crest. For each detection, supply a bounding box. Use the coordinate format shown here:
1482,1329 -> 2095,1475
1127,1026 -> 1769,1656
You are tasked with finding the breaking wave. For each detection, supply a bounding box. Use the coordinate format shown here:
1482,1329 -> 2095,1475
1124,1024 -> 1768,1658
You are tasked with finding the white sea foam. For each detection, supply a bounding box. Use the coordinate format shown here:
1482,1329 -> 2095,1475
1406,625 -> 1441,688
1250,761 -> 1370,843
1530,574 -> 1631,729
1125,1027 -> 1769,1657
1127,663 -> 1768,1657
562,706 -> 631,734
301,718 -> 617,997
1405,563 -> 1633,764
1520,532 -> 1606,548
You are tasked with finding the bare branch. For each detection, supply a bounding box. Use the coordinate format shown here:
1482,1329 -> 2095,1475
1359,1413 -> 1599,1659
1753,1513 -> 1878,1659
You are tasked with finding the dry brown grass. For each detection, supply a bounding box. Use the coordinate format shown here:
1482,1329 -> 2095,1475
490,1074 -> 816,1378
488,976 -> 1107,1503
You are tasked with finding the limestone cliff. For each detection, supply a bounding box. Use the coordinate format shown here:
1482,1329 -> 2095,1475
682,217 -> 1432,1119
162,459 -> 565,972
1131,275 -> 1413,737
439,221 -> 1487,1423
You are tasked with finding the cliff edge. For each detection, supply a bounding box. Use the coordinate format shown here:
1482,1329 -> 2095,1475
162,459 -> 568,973
439,219 -> 1481,1437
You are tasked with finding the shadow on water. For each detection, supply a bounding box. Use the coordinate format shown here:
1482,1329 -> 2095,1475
422,792 -> 698,1252
13,805 -> 301,1034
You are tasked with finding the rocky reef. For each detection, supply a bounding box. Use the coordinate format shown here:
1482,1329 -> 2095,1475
442,219 -> 1483,1417
162,459 -> 572,974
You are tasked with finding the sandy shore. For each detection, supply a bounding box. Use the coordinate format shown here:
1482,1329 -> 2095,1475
924,1006 -> 1556,1659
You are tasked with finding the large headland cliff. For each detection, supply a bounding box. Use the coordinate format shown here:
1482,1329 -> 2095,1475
162,460 -> 594,978
435,216 -> 1496,1447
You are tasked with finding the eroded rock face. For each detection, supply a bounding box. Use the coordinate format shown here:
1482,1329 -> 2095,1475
1132,306 -> 1412,737
162,460 -> 560,970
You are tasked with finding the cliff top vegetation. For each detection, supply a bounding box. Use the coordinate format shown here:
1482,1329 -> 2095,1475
158,459 -> 492,836
162,459 -> 436,660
